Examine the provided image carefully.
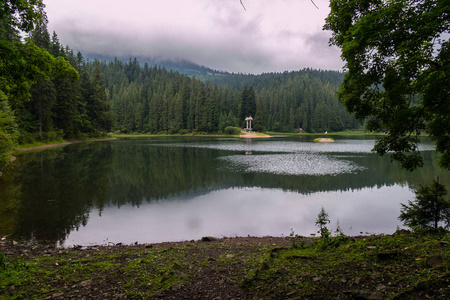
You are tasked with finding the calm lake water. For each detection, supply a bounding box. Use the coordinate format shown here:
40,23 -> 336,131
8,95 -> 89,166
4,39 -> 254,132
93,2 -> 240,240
1,135 -> 449,247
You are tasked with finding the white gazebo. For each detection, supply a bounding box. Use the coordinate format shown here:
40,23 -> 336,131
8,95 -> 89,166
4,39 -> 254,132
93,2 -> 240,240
245,116 -> 253,132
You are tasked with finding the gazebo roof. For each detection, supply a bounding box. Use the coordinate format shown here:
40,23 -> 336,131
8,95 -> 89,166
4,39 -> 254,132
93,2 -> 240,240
245,116 -> 253,121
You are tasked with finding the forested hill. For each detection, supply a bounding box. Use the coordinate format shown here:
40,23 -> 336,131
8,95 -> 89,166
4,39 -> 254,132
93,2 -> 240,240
93,58 -> 360,134
83,54 -> 228,79
81,55 -> 357,134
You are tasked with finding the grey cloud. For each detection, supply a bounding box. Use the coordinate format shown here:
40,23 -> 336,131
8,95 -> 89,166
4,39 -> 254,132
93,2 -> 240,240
59,27 -> 273,74
45,0 -> 344,74
303,31 -> 343,69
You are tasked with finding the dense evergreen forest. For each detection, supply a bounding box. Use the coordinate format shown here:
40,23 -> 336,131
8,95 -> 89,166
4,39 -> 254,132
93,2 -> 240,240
17,21 -> 113,142
1,7 -> 361,167
92,58 -> 360,134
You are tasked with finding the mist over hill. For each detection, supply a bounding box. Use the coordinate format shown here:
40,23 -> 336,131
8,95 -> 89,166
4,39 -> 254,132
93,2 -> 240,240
84,53 -> 346,91
83,53 -> 230,79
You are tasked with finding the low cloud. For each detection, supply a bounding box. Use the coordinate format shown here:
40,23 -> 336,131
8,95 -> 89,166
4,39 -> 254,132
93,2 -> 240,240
44,0 -> 344,74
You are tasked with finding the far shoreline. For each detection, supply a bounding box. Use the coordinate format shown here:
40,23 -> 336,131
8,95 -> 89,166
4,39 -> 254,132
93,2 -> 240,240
14,137 -> 117,153
12,130 -> 386,154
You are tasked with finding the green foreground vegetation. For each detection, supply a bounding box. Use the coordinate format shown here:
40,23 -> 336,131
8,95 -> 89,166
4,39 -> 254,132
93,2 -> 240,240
325,0 -> 449,171
1,233 -> 449,299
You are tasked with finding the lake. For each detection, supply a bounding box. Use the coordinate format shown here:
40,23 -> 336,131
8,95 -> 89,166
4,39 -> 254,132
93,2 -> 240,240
1,135 -> 449,247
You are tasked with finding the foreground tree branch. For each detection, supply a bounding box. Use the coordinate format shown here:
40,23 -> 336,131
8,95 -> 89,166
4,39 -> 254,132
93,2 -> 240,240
324,0 -> 450,171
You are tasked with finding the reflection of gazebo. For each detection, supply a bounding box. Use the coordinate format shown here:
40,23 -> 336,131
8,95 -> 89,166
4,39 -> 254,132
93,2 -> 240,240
245,116 -> 253,132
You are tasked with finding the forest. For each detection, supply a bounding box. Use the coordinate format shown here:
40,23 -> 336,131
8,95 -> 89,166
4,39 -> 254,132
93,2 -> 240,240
97,59 -> 360,134
0,8 -> 361,167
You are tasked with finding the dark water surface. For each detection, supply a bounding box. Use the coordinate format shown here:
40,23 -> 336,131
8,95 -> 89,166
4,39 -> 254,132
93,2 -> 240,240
1,135 -> 449,247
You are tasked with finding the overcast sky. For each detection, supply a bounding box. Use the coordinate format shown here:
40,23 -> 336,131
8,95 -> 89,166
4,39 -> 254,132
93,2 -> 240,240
43,0 -> 344,74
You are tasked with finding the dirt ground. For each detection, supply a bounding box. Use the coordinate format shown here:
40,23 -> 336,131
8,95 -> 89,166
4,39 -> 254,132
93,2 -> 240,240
2,234 -> 449,299
239,131 -> 272,138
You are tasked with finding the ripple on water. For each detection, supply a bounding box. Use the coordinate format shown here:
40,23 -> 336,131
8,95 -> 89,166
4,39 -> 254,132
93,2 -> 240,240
154,139 -> 434,154
219,153 -> 365,176
155,141 -> 375,153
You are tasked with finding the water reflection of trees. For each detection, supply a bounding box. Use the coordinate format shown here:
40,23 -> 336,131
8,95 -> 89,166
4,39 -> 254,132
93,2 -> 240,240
0,143 -> 113,245
0,164 -> 21,238
106,142 -> 450,203
1,139 -> 449,245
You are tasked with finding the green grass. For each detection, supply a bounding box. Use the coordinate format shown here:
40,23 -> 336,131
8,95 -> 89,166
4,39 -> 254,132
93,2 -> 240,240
1,233 -> 449,299
242,233 -> 450,299
110,133 -> 238,138
110,133 -> 183,138
264,131 -> 301,135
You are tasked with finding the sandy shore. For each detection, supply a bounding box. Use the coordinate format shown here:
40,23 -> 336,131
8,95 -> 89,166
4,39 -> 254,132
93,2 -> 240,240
314,138 -> 335,142
240,131 -> 272,138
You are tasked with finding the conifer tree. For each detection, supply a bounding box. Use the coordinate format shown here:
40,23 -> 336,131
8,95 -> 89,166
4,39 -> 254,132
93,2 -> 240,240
26,20 -> 57,136
253,98 -> 267,132
89,60 -> 112,132
400,179 -> 450,232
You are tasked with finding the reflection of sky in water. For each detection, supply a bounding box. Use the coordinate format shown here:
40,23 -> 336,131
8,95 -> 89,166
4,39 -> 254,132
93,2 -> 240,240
156,140 -> 374,153
57,137 -> 440,247
219,153 -> 365,176
154,139 -> 435,154
63,185 -> 412,247
151,139 -> 434,176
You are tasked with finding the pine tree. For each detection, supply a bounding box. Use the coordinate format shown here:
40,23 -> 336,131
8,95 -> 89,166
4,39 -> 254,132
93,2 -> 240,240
89,60 -> 111,132
29,79 -> 56,135
27,20 -> 57,136
173,92 -> 184,133
399,179 -> 450,232
253,98 -> 267,132
239,86 -> 257,124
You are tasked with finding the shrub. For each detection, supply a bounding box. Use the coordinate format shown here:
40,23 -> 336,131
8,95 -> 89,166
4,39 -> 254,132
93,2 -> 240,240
42,130 -> 64,142
224,126 -> 242,135
315,207 -> 331,239
168,128 -> 178,135
0,131 -> 16,167
399,179 -> 450,232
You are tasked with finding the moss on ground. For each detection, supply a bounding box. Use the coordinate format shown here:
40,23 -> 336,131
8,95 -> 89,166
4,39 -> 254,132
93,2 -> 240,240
1,233 -> 449,299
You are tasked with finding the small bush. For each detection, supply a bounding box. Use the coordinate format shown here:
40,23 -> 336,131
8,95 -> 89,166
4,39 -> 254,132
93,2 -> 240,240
42,130 -> 64,142
0,131 -> 16,167
315,207 -> 331,239
224,126 -> 242,135
399,179 -> 450,232
17,132 -> 37,145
